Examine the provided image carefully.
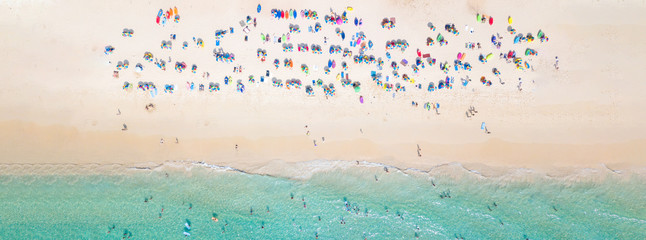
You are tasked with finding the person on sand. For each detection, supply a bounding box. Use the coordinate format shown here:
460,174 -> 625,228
235,144 -> 238,151
175,137 -> 179,144
160,138 -> 164,144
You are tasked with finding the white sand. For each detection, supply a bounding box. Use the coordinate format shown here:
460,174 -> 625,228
1,0 -> 645,176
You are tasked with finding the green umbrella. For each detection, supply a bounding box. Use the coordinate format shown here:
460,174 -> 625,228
354,86 -> 360,92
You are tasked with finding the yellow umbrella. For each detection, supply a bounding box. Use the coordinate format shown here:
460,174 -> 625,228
508,16 -> 513,24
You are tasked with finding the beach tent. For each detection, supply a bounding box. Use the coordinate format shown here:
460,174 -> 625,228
537,30 -> 545,39
514,35 -> 521,44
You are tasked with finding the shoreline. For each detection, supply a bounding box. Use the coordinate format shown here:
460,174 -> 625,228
2,120 -> 644,179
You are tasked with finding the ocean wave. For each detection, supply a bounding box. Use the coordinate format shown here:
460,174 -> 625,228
0,160 -> 644,182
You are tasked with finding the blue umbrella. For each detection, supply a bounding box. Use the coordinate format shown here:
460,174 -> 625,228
354,17 -> 358,26
328,60 -> 333,68
341,32 -> 345,40
257,4 -> 261,13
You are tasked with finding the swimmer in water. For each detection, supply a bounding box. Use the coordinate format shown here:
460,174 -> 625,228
250,207 -> 253,215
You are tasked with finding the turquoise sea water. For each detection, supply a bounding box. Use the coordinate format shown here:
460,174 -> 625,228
0,164 -> 645,239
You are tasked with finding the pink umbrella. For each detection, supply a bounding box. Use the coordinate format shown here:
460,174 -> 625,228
336,18 -> 342,25
457,52 -> 462,60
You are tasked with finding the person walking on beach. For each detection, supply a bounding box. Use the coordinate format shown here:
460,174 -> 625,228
160,138 -> 164,144
554,56 -> 559,70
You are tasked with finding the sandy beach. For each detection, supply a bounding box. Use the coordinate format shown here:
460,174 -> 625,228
1,0 -> 645,177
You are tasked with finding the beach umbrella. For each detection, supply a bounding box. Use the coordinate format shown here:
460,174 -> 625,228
293,10 -> 297,18
354,17 -> 358,26
537,30 -> 544,39
359,95 -> 364,103
354,86 -> 361,92
508,16 -> 513,24
514,35 -> 521,44
328,60 -> 333,68
486,53 -> 493,60
257,4 -> 261,13
477,13 -> 481,22
489,16 -> 493,25
341,32 -> 345,40
336,18 -> 342,25
457,52 -> 462,60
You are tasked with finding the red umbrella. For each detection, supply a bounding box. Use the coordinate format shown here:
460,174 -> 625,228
489,17 -> 493,25
417,49 -> 421,57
